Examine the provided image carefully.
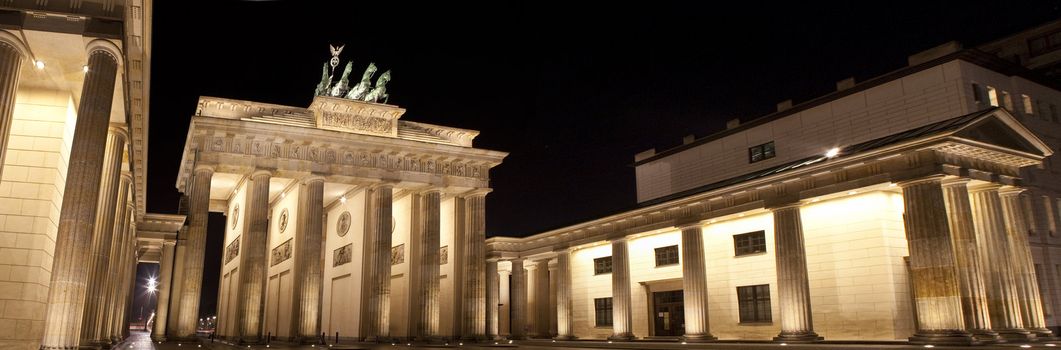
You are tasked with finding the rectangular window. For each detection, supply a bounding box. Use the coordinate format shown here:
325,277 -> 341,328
737,284 -> 772,323
987,86 -> 999,107
1002,91 -> 1014,112
1023,94 -> 1035,115
1051,104 -> 1059,123
972,83 -> 983,103
748,141 -> 775,163
734,230 -> 767,256
594,297 -> 613,327
594,256 -> 613,275
654,245 -> 679,266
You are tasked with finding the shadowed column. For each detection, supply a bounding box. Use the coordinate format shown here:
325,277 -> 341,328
176,165 -> 214,339
555,249 -> 575,340
901,178 -> 973,345
102,182 -> 132,342
941,179 -> 996,340
236,170 -> 271,343
772,204 -> 822,342
363,184 -> 393,342
153,240 -> 176,341
510,258 -> 527,340
999,187 -> 1054,339
970,184 -> 1030,340
39,45 -> 120,350
609,238 -> 634,341
0,34 -> 25,181
680,224 -> 716,342
81,127 -> 128,345
416,190 -> 441,340
293,176 -> 324,342
486,259 -> 499,340
461,192 -> 488,340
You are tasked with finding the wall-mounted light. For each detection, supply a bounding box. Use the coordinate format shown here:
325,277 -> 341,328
83,65 -> 89,73
339,196 -> 347,204
34,60 -> 44,70
825,147 -> 840,158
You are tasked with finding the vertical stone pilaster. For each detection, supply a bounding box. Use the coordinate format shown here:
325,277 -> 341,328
362,184 -> 393,342
461,192 -> 488,340
999,187 -> 1054,338
236,170 -> 271,343
116,216 -> 136,340
498,269 -> 511,337
293,177 -> 324,342
970,184 -> 1030,339
940,179 -> 997,340
901,178 -> 974,344
176,166 -> 214,339
81,127 -> 128,345
0,35 -> 25,181
555,250 -> 575,340
40,46 -> 120,350
532,261 -> 549,338
486,260 -> 499,340
416,190 -> 441,340
680,224 -> 716,341
771,204 -> 822,342
510,259 -> 527,340
153,241 -> 176,341
167,223 -> 188,338
609,238 -> 634,341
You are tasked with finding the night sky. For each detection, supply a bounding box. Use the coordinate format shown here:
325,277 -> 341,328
133,1 -> 1061,320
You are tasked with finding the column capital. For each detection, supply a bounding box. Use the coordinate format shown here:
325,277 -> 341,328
249,168 -> 274,178
998,185 -> 1026,197
968,182 -> 1004,193
163,240 -> 177,247
463,188 -> 493,198
120,171 -> 133,183
193,164 -> 216,174
300,174 -> 325,184
107,124 -> 130,139
940,177 -> 972,188
677,222 -> 704,231
85,39 -> 123,65
609,236 -> 629,244
895,174 -> 947,188
0,30 -> 29,58
418,186 -> 445,195
768,201 -> 802,211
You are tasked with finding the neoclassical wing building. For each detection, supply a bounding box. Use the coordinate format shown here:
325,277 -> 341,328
486,43 -> 1061,344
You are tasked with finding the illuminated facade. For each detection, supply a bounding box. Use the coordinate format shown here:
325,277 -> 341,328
486,45 -> 1061,345
0,1 -> 158,349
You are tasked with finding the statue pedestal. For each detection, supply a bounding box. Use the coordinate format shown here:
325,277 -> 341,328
309,96 -> 405,138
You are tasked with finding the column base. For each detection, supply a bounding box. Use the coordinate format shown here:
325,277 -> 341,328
150,336 -> 167,343
1030,328 -> 1057,341
459,334 -> 487,342
363,335 -> 394,343
508,335 -> 527,340
968,329 -> 1001,343
553,335 -> 577,341
774,331 -> 823,343
607,333 -> 635,341
908,330 -> 977,345
681,334 -> 717,342
997,328 -> 1036,341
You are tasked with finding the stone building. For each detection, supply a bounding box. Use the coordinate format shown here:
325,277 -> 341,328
165,95 -> 506,343
485,43 -> 1061,344
0,1 -> 156,349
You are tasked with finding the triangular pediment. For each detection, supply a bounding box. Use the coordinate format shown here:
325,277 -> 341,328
951,109 -> 1053,158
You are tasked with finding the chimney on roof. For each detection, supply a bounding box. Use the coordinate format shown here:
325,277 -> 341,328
836,77 -> 856,91
726,118 -> 741,129
682,134 -> 695,144
777,99 -> 793,112
908,41 -> 962,66
634,148 -> 656,162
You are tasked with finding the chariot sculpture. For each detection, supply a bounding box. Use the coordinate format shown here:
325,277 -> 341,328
314,44 -> 392,104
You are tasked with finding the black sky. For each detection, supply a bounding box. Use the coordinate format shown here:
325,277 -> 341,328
135,1 -> 1061,318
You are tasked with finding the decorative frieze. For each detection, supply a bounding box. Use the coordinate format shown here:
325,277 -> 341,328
391,244 -> 405,265
225,237 -> 240,264
271,238 -> 293,266
309,96 -> 403,138
333,244 -> 353,267
440,246 -> 448,265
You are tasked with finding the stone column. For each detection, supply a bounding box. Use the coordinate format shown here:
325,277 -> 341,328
39,44 -> 120,350
532,261 -> 550,338
510,259 -> 527,340
153,240 -> 176,341
901,178 -> 974,344
555,249 -> 575,340
486,259 -> 500,340
103,190 -> 132,342
680,224 -> 716,341
970,184 -> 1029,339
416,190 -> 441,340
116,219 -> 136,339
609,238 -> 634,341
999,187 -> 1054,338
167,228 -> 187,337
771,204 -> 822,342
293,176 -> 324,342
461,192 -> 488,340
0,33 -> 25,181
940,179 -> 996,340
498,269 -> 512,337
176,165 -> 214,339
236,170 -> 271,343
81,126 -> 128,344
363,184 -> 393,342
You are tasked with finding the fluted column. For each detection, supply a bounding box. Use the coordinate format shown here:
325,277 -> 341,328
167,224 -> 188,337
293,176 -> 324,342
970,184 -> 1029,339
554,249 -> 575,340
510,259 -> 527,340
771,204 -> 822,342
416,190 -> 441,340
999,187 -> 1054,338
40,44 -> 120,350
486,259 -> 500,340
609,238 -> 634,340
498,269 -> 511,337
116,217 -> 136,340
363,184 -> 393,342
531,261 -> 549,338
680,224 -> 716,341
102,187 -> 132,342
176,165 -> 214,339
461,192 -> 488,340
940,179 -> 997,340
0,33 -> 26,181
153,240 -> 176,341
901,178 -> 974,344
235,170 -> 270,343
81,127 -> 128,344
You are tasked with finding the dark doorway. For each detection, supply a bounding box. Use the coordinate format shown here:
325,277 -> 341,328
652,290 -> 684,336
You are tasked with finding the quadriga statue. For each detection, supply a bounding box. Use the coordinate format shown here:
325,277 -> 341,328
345,62 -> 378,100
313,62 -> 331,97
329,61 -> 354,97
364,70 -> 391,104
